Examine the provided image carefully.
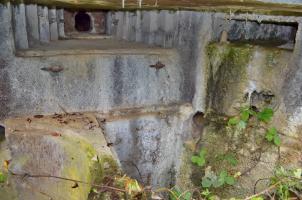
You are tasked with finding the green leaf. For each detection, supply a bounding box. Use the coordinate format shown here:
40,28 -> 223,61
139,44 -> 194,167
265,127 -> 281,146
265,127 -> 276,142
191,156 -> 199,163
202,177 -> 212,188
237,120 -> 247,130
191,156 -> 205,167
224,154 -> 238,166
0,172 -> 7,183
228,117 -> 240,126
213,177 -> 224,188
225,176 -> 235,185
219,170 -> 228,179
183,192 -> 192,200
197,157 -> 206,167
240,110 -> 250,122
274,134 -> 281,146
201,189 -> 211,197
257,108 -> 274,123
293,168 -> 302,178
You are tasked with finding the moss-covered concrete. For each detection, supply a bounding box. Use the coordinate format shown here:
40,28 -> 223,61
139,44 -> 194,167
175,42 -> 298,198
4,113 -> 121,200
207,43 -> 253,115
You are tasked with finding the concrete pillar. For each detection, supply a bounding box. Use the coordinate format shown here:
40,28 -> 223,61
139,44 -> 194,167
0,2 -> 14,57
141,11 -> 151,44
38,6 -> 50,43
116,12 -> 124,39
13,3 -> 29,49
128,12 -> 136,41
49,8 -> 58,41
56,9 -> 65,38
135,11 -> 142,42
25,4 -> 39,46
148,11 -> 158,45
192,13 -> 213,112
122,12 -> 130,40
106,11 -> 113,35
282,21 -> 302,114
162,11 -> 176,48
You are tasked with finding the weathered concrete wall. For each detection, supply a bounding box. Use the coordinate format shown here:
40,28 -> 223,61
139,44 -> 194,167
5,52 -> 183,118
107,11 -> 214,112
102,104 -> 192,187
0,9 -> 216,120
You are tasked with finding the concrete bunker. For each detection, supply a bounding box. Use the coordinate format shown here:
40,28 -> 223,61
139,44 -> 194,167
1,1 -> 302,200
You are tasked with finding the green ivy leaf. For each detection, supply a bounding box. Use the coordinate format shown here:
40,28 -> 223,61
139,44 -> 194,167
228,117 -> 240,126
183,192 -> 192,200
265,127 -> 281,146
219,170 -> 228,179
213,178 -> 224,188
240,110 -> 250,122
273,134 -> 281,146
257,108 -> 274,123
191,156 -> 205,167
225,176 -> 235,185
237,120 -> 247,130
224,154 -> 238,166
202,177 -> 212,188
191,156 -> 199,163
265,127 -> 276,142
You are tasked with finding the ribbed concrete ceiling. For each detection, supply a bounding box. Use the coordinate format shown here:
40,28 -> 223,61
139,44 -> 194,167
19,0 -> 302,15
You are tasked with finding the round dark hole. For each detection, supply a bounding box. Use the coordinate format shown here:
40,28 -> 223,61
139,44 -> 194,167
193,111 -> 205,127
75,11 -> 91,32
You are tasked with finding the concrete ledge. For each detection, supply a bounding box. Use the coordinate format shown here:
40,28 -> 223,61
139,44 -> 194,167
16,48 -> 174,57
15,38 -> 175,57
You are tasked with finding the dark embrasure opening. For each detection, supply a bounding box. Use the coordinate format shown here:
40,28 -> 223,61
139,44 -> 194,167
75,11 -> 91,32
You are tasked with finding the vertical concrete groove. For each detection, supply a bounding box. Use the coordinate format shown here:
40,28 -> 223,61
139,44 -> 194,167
25,4 -> 39,47
13,3 -> 29,49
